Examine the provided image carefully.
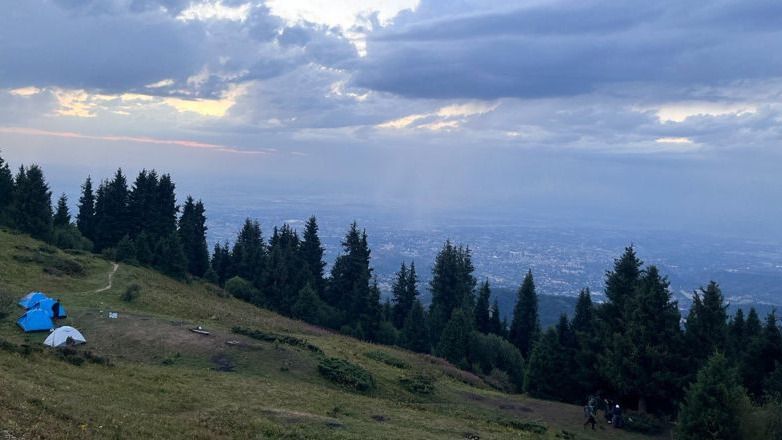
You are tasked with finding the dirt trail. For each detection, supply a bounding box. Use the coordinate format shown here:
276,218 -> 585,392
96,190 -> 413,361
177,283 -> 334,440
95,263 -> 119,293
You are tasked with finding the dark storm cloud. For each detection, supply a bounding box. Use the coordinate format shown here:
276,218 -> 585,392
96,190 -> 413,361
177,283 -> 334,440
355,0 -> 782,99
0,1 -> 207,93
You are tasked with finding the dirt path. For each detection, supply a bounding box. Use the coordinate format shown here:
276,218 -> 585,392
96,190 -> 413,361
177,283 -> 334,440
95,263 -> 119,293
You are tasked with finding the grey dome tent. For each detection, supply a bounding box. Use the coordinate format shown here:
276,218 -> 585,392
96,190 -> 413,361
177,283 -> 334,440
44,326 -> 86,347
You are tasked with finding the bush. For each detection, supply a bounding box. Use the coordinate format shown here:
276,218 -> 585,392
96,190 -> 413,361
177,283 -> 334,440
400,373 -> 436,395
365,350 -> 409,369
121,283 -> 142,302
51,225 -> 92,251
232,326 -> 322,353
225,277 -> 261,303
317,357 -> 375,392
624,412 -> 666,435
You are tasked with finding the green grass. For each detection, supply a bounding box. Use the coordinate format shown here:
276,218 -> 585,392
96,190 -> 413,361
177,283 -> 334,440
0,228 -> 665,439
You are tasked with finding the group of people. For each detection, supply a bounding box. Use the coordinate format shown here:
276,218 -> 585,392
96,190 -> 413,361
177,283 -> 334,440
583,395 -> 624,430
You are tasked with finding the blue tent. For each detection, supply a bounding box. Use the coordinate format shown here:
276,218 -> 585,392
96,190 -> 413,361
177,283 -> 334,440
18,291 -> 49,309
17,308 -> 54,332
35,298 -> 67,319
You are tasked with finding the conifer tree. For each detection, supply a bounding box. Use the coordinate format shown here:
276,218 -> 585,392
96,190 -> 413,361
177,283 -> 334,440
326,222 -> 373,332
211,242 -> 232,286
76,176 -> 96,241
677,353 -> 745,440
428,241 -> 476,345
743,311 -> 782,401
489,299 -> 504,336
94,169 -> 129,251
509,270 -> 540,358
400,299 -> 430,353
178,196 -> 209,277
53,194 -> 71,227
262,224 -> 305,314
391,261 -> 420,330
134,231 -> 154,265
525,328 -> 565,400
572,288 -> 594,334
436,308 -> 473,367
115,235 -> 137,263
599,246 -> 643,333
474,279 -> 492,334
231,219 -> 265,284
299,216 -> 326,297
607,266 -> 684,413
153,173 -> 178,237
0,153 -> 13,225
153,232 -> 187,279
12,165 -> 53,240
727,308 -> 746,362
685,281 -> 729,369
127,170 -> 158,237
292,283 -> 321,324
363,278 -> 383,341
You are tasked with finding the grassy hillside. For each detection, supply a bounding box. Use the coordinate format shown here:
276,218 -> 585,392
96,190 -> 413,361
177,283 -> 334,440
0,228 -> 663,439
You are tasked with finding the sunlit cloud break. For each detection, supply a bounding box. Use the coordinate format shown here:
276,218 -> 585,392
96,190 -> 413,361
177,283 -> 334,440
0,127 -> 266,155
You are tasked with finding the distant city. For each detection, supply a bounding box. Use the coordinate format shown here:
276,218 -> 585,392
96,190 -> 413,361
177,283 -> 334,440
201,195 -> 782,308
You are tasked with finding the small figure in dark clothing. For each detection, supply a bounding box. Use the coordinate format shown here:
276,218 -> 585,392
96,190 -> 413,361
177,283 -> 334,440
604,399 -> 614,424
583,404 -> 597,430
52,300 -> 61,319
612,404 -> 624,428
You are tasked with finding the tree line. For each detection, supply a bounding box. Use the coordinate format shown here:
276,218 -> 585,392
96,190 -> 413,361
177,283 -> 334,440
2,154 -> 781,436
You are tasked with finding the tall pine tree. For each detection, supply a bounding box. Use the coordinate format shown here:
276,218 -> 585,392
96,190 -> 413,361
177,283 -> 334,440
178,196 -> 210,277
428,241 -> 476,345
0,153 -> 14,225
509,270 -> 540,359
12,165 -> 53,240
76,176 -> 96,242
685,281 -> 728,370
299,216 -> 326,298
677,353 -> 746,440
231,219 -> 266,285
53,194 -> 70,227
474,279 -> 492,334
94,169 -> 129,251
400,299 -> 430,353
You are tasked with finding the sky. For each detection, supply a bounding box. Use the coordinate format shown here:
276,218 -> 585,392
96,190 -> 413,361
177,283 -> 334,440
1,0 -> 781,239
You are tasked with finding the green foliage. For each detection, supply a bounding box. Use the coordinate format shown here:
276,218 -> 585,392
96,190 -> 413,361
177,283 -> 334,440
225,276 -> 261,304
399,373 -> 435,395
468,331 -> 525,392
53,193 -> 70,227
93,169 -> 129,251
428,241 -> 476,346
0,153 -> 14,226
12,165 -> 53,240
76,176 -> 96,242
474,279 -> 491,334
231,218 -> 265,284
686,281 -> 729,369
623,412 -> 666,435
178,196 -> 210,277
374,320 -> 398,345
153,232 -> 188,279
299,216 -> 326,297
677,352 -> 745,440
291,283 -> 321,324
121,283 -> 142,302
365,350 -> 409,369
232,326 -> 322,353
399,299 -> 430,353
317,357 -> 375,392
509,270 -> 540,358
51,224 -> 93,251
392,262 -> 419,329
115,235 -> 137,264
436,308 -> 473,367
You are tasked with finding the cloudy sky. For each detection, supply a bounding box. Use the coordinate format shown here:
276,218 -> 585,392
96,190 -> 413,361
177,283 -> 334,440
1,0 -> 781,238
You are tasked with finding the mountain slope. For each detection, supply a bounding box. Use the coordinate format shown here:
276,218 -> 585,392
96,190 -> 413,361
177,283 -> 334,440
0,228 -> 661,439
